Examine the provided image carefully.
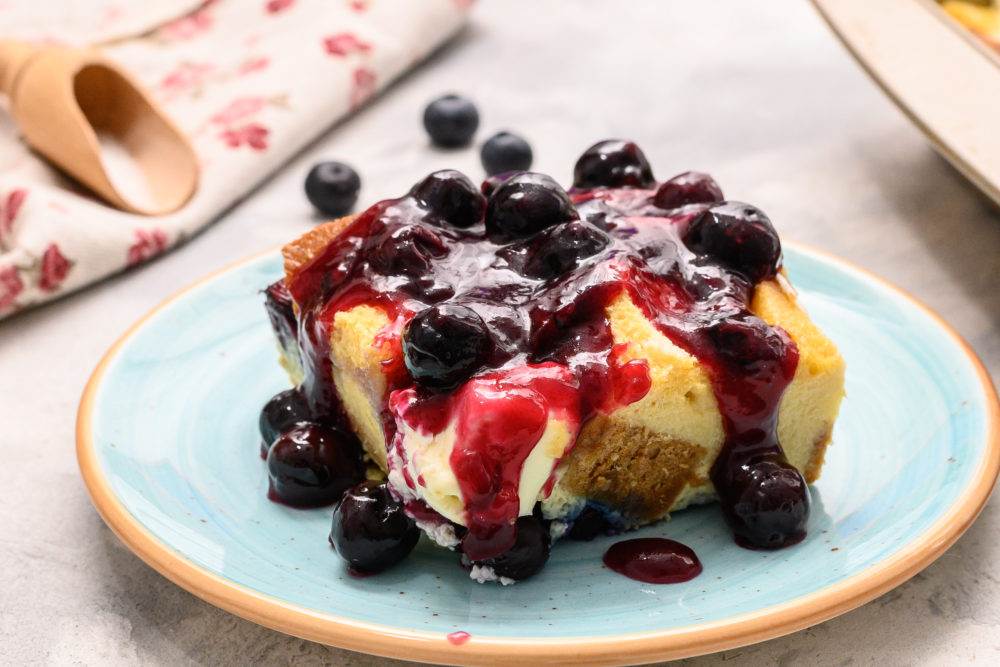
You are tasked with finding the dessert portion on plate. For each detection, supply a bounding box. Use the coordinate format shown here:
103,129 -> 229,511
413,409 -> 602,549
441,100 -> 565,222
259,140 -> 845,583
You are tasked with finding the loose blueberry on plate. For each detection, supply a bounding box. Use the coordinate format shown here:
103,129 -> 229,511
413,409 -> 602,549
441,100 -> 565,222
572,139 -> 655,189
423,94 -> 479,147
402,304 -> 492,389
304,161 -> 361,216
266,424 -> 364,507
653,171 -> 724,210
474,516 -> 550,581
485,172 -> 578,240
724,457 -> 810,550
520,220 -> 610,279
410,170 -> 486,228
481,131 -> 533,175
682,202 -> 781,284
331,480 -> 420,574
259,387 -> 313,457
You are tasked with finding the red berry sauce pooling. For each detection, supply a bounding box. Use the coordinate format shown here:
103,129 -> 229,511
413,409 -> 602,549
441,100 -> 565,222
279,141 -> 809,565
603,538 -> 702,584
447,631 -> 471,645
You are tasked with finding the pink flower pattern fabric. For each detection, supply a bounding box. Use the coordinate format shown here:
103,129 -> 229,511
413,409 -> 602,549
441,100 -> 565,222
0,0 -> 471,319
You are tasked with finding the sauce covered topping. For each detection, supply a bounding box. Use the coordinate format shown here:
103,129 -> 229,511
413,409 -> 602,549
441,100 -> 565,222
275,140 -> 809,568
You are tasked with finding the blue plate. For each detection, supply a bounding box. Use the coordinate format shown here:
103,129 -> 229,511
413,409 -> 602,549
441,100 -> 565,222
77,244 -> 1000,665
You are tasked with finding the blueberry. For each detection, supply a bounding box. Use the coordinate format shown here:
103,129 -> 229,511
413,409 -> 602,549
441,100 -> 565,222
682,202 -> 781,283
423,94 -> 479,147
567,505 -> 613,541
331,481 -> 420,573
572,139 -> 654,189
520,221 -> 610,279
259,388 -> 312,455
481,172 -> 517,199
410,170 -> 485,228
474,516 -> 550,581
304,161 -> 360,216
266,424 -> 364,507
402,304 -> 492,389
653,171 -> 724,210
485,172 -> 578,240
480,131 -> 533,176
707,316 -> 790,372
727,458 -> 810,550
369,222 -> 447,277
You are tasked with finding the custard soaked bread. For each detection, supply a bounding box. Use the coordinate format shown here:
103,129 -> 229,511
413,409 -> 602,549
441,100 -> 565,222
265,140 -> 845,581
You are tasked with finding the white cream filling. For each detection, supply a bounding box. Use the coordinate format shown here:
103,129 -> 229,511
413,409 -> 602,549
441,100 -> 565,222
392,415 -> 574,527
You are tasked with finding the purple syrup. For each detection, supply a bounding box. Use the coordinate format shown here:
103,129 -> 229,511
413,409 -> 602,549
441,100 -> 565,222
347,566 -> 374,579
280,164 -> 808,556
603,538 -> 702,584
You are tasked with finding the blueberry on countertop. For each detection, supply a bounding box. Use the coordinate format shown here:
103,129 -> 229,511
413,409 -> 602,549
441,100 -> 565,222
481,131 -> 533,176
423,94 -> 479,147
304,161 -> 361,216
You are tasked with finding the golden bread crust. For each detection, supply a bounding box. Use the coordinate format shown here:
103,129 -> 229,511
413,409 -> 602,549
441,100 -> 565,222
281,214 -> 359,283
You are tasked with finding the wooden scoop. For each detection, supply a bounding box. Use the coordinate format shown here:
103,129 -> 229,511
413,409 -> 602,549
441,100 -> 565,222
0,41 -> 198,215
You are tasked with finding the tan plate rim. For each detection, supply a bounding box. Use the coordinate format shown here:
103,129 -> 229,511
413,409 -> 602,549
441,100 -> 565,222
76,242 -> 1000,666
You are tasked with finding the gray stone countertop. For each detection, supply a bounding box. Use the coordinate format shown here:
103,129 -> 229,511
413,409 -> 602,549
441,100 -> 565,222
3,1 -> 1000,664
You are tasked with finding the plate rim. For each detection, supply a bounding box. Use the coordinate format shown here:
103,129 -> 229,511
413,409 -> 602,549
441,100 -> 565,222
76,243 -> 1000,666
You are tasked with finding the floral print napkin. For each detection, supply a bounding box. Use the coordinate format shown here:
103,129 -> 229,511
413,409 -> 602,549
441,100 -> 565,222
0,0 -> 471,319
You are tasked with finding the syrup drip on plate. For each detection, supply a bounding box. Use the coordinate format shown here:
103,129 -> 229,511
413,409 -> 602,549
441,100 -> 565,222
603,538 -> 702,584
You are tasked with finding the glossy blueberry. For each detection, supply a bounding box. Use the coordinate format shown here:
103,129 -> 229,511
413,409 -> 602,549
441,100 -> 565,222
485,172 -> 578,240
369,222 -> 447,277
707,316 -> 790,373
727,458 -> 810,550
520,221 -> 610,280
304,161 -> 361,216
682,202 -> 781,283
572,139 -> 654,189
475,516 -> 550,581
402,304 -> 492,389
259,388 -> 312,456
423,94 -> 479,147
266,424 -> 364,507
331,481 -> 420,573
410,170 -> 486,228
480,131 -> 533,175
481,172 -> 517,199
653,171 -> 724,210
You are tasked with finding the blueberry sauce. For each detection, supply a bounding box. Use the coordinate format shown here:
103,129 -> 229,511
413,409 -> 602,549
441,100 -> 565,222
278,145 -> 807,563
603,538 -> 702,584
